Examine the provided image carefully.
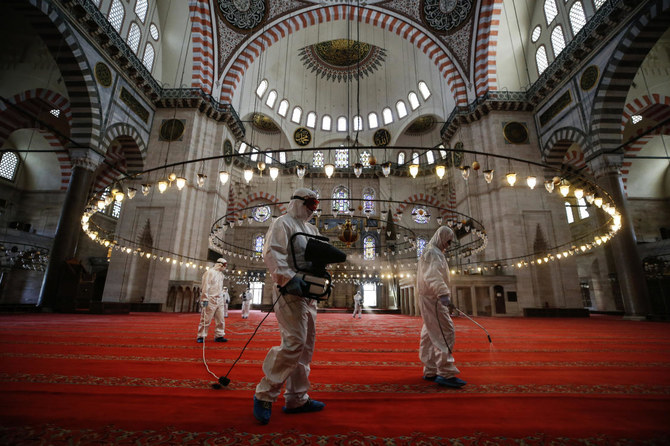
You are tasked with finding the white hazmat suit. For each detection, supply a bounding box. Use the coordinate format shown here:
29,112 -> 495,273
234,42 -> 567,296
255,188 -> 322,411
240,289 -> 251,318
416,226 -> 461,380
353,291 -> 363,318
222,287 -> 230,317
197,259 -> 227,341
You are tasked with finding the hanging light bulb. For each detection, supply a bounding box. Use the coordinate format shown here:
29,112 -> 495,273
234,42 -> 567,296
594,196 -> 603,208
435,164 -> 446,179
114,189 -> 125,202
574,188 -> 584,200
585,192 -> 595,204
219,171 -> 230,184
127,187 -> 137,199
141,184 -> 151,196
296,165 -> 306,179
176,177 -> 187,190
244,169 -> 253,183
526,176 -> 537,189
484,169 -> 494,184
382,161 -> 392,177
197,174 -> 207,187
559,181 -> 570,197
506,172 -> 517,186
168,172 -> 177,182
158,180 -> 169,193
269,166 -> 279,181
324,163 -> 335,178
97,199 -> 106,209
409,164 -> 419,178
461,166 -> 471,180
353,162 -> 363,178
544,180 -> 555,193
257,161 -> 266,172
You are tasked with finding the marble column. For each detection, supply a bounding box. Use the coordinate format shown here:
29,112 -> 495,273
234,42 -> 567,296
592,154 -> 649,319
38,148 -> 104,311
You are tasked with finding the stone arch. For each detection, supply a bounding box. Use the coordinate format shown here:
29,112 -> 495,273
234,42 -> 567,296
219,5 -> 468,106
189,0 -> 215,93
8,0 -> 103,152
473,0 -> 505,95
233,191 -> 287,219
621,94 -> 670,134
542,127 -> 590,175
393,193 -> 454,223
91,125 -> 146,194
588,0 -> 670,158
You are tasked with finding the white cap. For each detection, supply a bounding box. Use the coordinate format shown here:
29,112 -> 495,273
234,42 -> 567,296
216,257 -> 227,264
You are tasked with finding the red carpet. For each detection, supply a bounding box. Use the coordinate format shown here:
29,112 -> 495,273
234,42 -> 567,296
0,311 -> 669,444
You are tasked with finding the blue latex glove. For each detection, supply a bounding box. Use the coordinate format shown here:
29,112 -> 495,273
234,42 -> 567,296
201,300 -> 209,308
284,275 -> 307,296
438,295 -> 451,306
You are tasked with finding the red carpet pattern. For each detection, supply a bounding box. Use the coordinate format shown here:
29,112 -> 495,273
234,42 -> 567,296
1,311 -> 669,445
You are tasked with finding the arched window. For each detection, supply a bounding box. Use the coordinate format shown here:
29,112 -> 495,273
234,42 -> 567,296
577,197 -> 590,219
253,234 -> 265,257
360,150 -> 371,167
337,116 -> 348,132
363,187 -> 375,214
408,92 -> 420,110
569,2 -> 586,36
321,115 -> 332,131
265,90 -> 277,108
593,0 -> 606,9
364,236 -> 376,260
135,0 -> 148,22
265,152 -> 273,164
238,142 -> 247,154
565,202 -> 575,224
382,107 -> 394,125
335,148 -> 349,168
127,23 -> 141,53
255,80 -> 268,98
0,151 -> 20,181
397,152 -> 405,165
544,0 -> 558,25
416,237 -> 427,257
306,112 -> 317,128
108,0 -> 125,32
353,115 -> 363,131
368,112 -> 379,129
290,106 -> 302,124
279,151 -> 286,163
250,147 -> 258,162
412,152 -> 420,163
536,45 -> 549,74
426,151 -> 435,164
312,151 -> 324,168
332,186 -> 350,213
277,99 -> 289,117
418,81 -> 431,100
551,25 -> 566,56
396,100 -> 408,118
142,43 -> 155,71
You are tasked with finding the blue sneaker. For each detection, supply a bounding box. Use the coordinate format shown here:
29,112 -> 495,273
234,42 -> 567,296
282,399 -> 325,414
435,376 -> 467,388
214,337 -> 228,342
253,396 -> 272,424
423,375 -> 437,381
196,337 -> 204,343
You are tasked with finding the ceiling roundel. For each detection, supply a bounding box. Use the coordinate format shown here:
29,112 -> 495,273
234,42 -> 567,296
217,0 -> 266,31
298,39 -> 387,82
422,0 -> 474,32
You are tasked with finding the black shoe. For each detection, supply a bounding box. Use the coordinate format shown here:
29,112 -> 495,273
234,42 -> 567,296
196,337 -> 204,343
214,337 -> 228,342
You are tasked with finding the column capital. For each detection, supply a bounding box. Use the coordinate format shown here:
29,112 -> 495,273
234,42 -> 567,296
69,148 -> 105,172
589,153 -> 623,178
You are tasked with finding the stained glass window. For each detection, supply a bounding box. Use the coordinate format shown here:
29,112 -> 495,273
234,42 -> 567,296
416,237 -> 427,257
363,187 -> 375,214
397,152 -> 405,165
364,236 -> 375,260
0,151 -> 19,181
252,205 -> 271,223
360,151 -> 371,167
332,186 -> 350,213
335,148 -> 349,168
312,151 -> 324,168
412,206 -> 430,224
253,234 -> 265,257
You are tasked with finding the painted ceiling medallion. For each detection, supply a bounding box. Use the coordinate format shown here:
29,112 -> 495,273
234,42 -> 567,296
422,0 -> 473,32
406,116 -> 437,135
217,0 -> 266,31
298,39 -> 387,82
252,113 -> 280,134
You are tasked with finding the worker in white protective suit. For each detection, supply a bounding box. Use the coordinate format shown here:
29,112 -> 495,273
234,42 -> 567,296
240,287 -> 251,318
416,226 -> 466,388
352,290 -> 363,319
222,287 -> 230,318
253,188 -> 325,425
196,258 -> 228,343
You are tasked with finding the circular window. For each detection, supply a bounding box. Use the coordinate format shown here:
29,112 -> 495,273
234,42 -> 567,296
252,205 -> 271,223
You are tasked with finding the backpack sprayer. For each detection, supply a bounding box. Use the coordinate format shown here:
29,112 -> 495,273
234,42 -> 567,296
210,232 -> 346,389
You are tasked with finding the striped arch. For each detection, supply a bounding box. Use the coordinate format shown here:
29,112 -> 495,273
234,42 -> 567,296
233,191 -> 287,219
473,0 -> 504,95
219,5 -> 467,106
39,130 -> 73,191
0,89 -> 72,147
620,135 -> 655,193
100,123 -> 147,173
189,0 -> 215,93
542,127 -> 589,174
588,0 -> 670,158
393,192 -> 455,223
621,94 -> 670,133
7,0 -> 102,151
